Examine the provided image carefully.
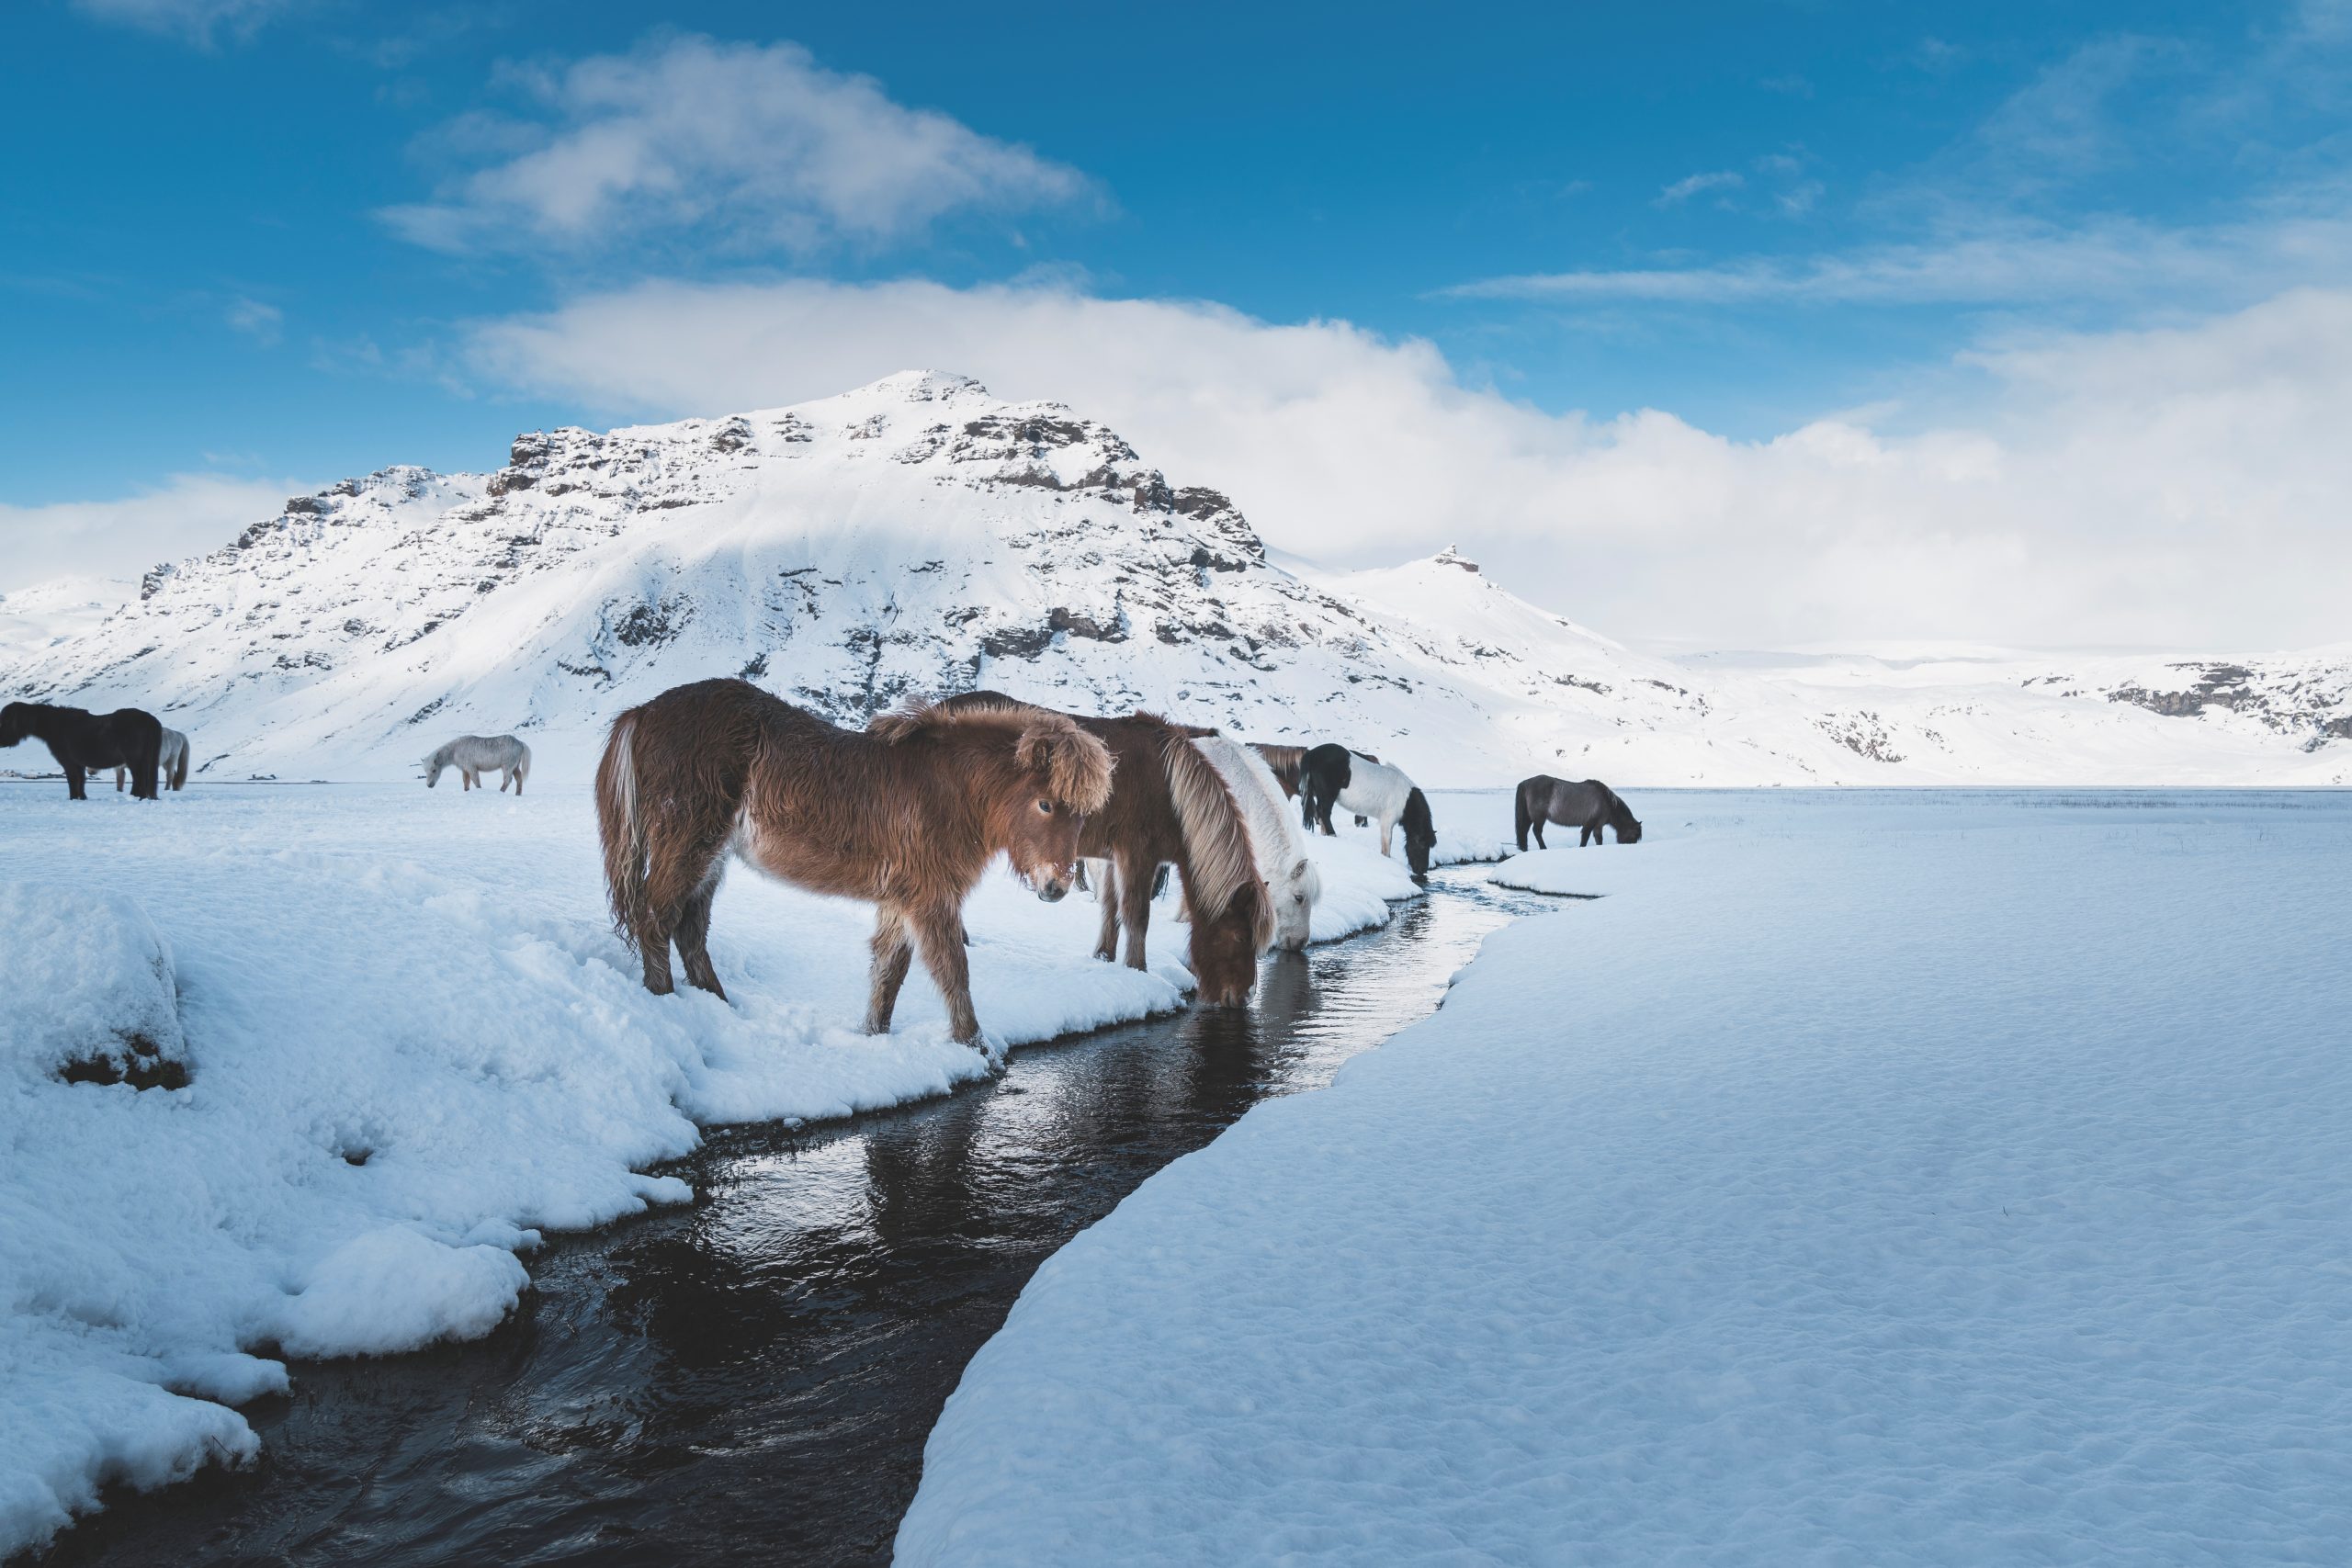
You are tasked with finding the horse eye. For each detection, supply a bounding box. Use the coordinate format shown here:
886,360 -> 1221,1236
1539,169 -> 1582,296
1036,799 -> 1055,815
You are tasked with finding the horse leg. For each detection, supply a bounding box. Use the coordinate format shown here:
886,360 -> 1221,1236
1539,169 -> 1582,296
911,903 -> 982,1045
673,875 -> 728,1000
115,767 -> 125,793
66,761 -> 87,801
1378,817 -> 1395,857
1118,853 -> 1153,971
500,767 -> 512,793
132,739 -> 159,800
1092,860 -> 1122,963
1581,818 -> 1599,847
1532,818 -> 1546,850
865,906 -> 914,1033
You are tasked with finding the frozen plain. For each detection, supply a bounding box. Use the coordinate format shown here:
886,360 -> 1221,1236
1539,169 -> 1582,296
0,779 -> 1439,1557
900,788 -> 2352,1566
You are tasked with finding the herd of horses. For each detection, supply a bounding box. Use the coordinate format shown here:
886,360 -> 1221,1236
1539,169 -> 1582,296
3,682 -> 1643,1053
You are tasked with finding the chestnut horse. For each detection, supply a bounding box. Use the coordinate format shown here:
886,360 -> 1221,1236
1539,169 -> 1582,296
1250,742 -> 1306,800
595,679 -> 1114,1047
942,694 -> 1272,1007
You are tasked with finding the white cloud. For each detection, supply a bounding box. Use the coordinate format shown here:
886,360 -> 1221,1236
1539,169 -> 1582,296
453,276 -> 2352,649
71,0 -> 293,46
381,35 -> 1093,255
1656,170 -> 1744,206
0,474 -> 302,594
1442,209 -> 2352,305
226,296 -> 283,344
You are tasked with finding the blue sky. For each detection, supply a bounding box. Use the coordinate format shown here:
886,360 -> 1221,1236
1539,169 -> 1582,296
6,0 -> 2350,646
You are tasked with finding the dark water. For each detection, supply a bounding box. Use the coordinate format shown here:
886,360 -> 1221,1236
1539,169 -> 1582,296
37,870 -> 1552,1568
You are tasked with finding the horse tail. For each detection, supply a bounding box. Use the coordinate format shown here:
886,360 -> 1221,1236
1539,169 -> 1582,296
1165,735 -> 1274,951
596,712 -> 650,952
1514,780 -> 1532,851
169,733 -> 188,791
514,741 -> 531,792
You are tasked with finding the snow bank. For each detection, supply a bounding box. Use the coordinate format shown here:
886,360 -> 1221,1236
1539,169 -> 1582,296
1487,842 -> 1663,896
0,782 -> 1201,1557
0,884 -> 185,1083
1298,831 -> 1419,942
900,790 -> 2352,1565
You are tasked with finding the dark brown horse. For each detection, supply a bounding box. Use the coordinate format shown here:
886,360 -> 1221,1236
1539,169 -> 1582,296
1,702 -> 163,799
945,694 -> 1272,1008
1250,742 -> 1306,800
1516,774 -> 1643,849
595,679 -> 1114,1047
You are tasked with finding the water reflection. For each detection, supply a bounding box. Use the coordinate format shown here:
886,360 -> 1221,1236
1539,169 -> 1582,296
36,872 -> 1547,1568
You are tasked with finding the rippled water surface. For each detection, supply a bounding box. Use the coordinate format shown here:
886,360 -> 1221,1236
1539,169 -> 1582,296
39,870 -> 1551,1568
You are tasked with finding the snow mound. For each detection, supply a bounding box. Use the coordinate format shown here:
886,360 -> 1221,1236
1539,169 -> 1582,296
0,883 -> 186,1083
1299,833 -> 1420,942
900,790 -> 2352,1565
269,1228 -> 531,1359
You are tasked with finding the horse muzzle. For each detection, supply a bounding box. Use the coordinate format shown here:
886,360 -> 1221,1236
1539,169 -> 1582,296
1035,875 -> 1071,904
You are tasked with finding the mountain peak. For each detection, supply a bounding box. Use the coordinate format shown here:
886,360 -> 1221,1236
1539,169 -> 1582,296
1430,545 -> 1480,574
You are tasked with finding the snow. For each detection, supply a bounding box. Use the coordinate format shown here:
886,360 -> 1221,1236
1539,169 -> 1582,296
1486,843 -> 1657,896
0,780 -> 1231,1558
0,885 -> 185,1078
899,788 -> 2352,1566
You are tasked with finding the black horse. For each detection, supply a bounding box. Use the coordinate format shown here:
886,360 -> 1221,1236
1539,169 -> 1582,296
1,702 -> 164,799
1298,743 -> 1352,837
1515,774 -> 1642,849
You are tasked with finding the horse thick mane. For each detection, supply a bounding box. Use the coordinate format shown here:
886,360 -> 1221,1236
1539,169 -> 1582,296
1159,730 -> 1275,951
873,695 -> 1114,814
1603,784 -> 1640,831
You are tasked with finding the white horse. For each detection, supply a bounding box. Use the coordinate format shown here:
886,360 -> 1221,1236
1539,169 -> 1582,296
113,727 -> 189,793
1332,752 -> 1439,876
1192,734 -> 1322,951
426,734 -> 532,794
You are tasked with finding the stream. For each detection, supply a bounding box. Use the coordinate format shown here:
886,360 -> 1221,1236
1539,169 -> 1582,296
37,868 -> 1556,1567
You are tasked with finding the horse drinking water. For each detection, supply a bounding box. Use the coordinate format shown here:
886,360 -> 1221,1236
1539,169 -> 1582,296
1298,743 -> 1438,875
0,702 -> 162,799
1515,774 -> 1643,848
426,735 -> 532,794
595,680 -> 1114,1048
938,694 -> 1271,1008
1196,734 -> 1321,951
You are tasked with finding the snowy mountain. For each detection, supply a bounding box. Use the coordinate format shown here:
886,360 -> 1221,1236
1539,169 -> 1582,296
2,371 -> 2345,786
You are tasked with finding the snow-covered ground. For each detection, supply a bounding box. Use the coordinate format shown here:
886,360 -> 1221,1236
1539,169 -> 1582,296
0,781 -> 1419,1557
899,788 -> 2352,1565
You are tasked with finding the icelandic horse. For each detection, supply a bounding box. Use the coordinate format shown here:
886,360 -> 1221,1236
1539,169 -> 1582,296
596,680 -> 1114,1047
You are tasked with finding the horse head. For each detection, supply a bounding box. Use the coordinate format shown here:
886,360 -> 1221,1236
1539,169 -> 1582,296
1401,787 -> 1439,876
0,703 -> 28,747
1618,817 -> 1644,845
1002,713 -> 1115,903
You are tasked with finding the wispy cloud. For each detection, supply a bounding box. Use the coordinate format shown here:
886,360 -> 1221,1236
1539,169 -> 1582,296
225,296 -> 282,344
1440,211 -> 2352,306
1759,73 -> 1814,97
70,0 -> 296,47
1656,170 -> 1744,207
0,473 -> 302,593
381,34 -> 1096,256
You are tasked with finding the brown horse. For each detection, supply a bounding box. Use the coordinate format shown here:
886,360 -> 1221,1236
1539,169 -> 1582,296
1250,742 -> 1306,800
945,694 -> 1273,1008
595,679 -> 1114,1047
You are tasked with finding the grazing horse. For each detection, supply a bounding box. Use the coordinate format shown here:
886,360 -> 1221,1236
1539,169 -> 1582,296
1196,734 -> 1321,951
426,734 -> 532,795
1516,774 -> 1643,849
1300,744 -> 1438,875
1250,742 -> 1306,800
941,694 -> 1272,1007
596,680 -> 1113,1047
113,727 -> 189,793
1,702 -> 162,799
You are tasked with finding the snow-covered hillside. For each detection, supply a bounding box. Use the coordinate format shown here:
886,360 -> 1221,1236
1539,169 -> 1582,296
1,371 -> 2343,785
